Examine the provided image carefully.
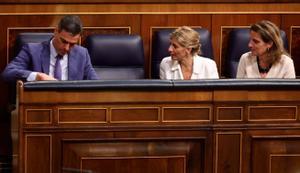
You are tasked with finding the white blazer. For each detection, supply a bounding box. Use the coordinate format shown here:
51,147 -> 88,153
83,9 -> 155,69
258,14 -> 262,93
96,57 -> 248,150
236,52 -> 295,78
159,55 -> 219,80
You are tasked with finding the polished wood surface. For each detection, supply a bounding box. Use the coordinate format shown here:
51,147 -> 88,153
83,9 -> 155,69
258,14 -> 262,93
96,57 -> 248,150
1,0 -> 299,3
14,80 -> 300,173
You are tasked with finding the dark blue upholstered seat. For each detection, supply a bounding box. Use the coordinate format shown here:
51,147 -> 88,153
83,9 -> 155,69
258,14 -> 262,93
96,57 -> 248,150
151,28 -> 214,79
85,34 -> 145,80
225,28 -> 289,78
15,32 -> 53,57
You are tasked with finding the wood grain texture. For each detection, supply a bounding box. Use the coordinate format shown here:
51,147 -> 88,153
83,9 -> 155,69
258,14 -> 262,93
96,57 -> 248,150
15,82 -> 300,173
1,0 -> 299,4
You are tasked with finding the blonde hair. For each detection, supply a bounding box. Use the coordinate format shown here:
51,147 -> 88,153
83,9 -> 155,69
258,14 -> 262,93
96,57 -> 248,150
250,20 -> 288,64
170,26 -> 201,56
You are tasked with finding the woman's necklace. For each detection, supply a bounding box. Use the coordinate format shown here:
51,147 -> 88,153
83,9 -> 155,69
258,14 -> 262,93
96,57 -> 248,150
257,57 -> 272,73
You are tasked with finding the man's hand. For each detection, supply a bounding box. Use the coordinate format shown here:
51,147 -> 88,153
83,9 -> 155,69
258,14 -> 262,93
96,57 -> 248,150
36,73 -> 57,81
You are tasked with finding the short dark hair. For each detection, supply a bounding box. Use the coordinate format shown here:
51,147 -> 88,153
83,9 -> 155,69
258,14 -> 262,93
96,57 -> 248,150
58,15 -> 83,36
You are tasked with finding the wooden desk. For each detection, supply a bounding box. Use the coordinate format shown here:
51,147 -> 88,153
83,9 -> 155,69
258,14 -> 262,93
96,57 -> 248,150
16,79 -> 300,173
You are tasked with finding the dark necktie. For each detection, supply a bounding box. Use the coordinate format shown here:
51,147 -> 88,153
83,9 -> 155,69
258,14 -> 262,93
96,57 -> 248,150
54,54 -> 62,80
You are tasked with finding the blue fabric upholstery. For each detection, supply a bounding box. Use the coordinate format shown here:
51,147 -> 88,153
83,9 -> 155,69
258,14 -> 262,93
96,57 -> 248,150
15,32 -> 53,57
225,28 -> 289,78
151,28 -> 214,79
85,35 -> 145,79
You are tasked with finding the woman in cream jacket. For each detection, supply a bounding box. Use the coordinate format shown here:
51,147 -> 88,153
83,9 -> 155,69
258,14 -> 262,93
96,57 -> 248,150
236,20 -> 295,78
160,26 -> 219,80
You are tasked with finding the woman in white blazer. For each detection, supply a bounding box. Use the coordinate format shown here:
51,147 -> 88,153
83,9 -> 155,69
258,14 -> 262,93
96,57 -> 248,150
159,26 -> 219,80
236,20 -> 295,78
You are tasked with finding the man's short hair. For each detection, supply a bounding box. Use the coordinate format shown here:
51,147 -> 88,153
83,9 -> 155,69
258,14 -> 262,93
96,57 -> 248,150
58,15 -> 83,36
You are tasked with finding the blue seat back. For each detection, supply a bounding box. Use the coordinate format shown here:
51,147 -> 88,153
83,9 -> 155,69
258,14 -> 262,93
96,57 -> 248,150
85,34 -> 145,79
15,32 -> 53,56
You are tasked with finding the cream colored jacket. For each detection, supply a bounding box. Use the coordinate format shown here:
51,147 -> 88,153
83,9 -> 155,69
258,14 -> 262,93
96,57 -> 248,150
236,52 -> 295,78
159,55 -> 219,80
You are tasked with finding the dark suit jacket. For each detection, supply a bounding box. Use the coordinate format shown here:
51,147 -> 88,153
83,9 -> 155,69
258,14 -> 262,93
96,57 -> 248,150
1,40 -> 99,81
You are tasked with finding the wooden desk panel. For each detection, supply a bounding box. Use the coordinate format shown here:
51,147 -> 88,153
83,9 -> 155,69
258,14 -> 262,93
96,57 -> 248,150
16,80 -> 300,173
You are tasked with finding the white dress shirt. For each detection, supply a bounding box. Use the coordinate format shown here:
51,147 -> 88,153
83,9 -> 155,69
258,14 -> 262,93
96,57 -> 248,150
159,55 -> 219,80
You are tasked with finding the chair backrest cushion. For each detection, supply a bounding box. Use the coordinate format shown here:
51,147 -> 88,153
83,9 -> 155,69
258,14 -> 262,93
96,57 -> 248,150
15,32 -> 53,57
85,34 -> 145,80
151,28 -> 213,79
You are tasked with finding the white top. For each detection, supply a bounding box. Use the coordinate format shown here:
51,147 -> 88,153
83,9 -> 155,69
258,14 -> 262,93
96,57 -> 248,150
236,52 -> 295,78
159,55 -> 219,80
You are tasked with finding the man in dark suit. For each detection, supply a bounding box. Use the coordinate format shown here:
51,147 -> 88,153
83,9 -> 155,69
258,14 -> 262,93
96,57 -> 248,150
2,15 -> 99,81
